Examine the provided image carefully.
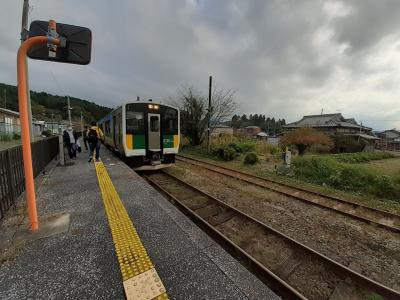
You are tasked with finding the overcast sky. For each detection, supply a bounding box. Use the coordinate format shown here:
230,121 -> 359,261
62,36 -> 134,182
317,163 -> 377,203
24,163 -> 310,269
1,0 -> 400,130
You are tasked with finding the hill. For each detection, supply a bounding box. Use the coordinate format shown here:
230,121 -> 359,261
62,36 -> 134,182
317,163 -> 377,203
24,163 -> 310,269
0,83 -> 111,123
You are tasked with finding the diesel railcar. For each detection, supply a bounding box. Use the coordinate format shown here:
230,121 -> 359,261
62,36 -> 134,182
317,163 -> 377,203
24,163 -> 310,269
98,101 -> 180,170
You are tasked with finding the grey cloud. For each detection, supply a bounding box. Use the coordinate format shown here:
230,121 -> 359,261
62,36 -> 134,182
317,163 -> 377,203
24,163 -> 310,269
333,0 -> 400,53
0,0 -> 400,130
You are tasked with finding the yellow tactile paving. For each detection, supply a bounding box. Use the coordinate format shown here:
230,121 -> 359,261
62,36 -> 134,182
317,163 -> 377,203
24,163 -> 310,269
95,161 -> 168,300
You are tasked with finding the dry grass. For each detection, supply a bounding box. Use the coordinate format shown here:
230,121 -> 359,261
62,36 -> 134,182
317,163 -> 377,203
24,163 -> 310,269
362,157 -> 400,177
181,147 -> 400,215
0,139 -> 21,151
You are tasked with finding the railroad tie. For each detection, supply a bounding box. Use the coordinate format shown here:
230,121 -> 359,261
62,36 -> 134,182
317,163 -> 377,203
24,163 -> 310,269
95,161 -> 168,300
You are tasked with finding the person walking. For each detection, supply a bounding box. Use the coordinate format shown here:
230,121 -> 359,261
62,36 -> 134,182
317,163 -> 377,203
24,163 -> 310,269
87,121 -> 104,162
63,126 -> 78,159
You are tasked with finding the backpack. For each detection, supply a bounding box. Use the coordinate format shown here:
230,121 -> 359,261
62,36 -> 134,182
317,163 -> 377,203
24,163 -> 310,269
88,128 -> 99,143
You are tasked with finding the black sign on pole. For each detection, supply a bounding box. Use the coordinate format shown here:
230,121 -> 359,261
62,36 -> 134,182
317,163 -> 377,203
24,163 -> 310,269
28,20 -> 92,65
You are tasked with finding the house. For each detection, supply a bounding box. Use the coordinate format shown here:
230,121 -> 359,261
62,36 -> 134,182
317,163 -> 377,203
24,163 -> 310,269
44,121 -> 68,135
283,113 -> 373,135
266,136 -> 281,146
256,131 -> 268,140
375,129 -> 400,151
0,107 -> 20,135
283,113 -> 378,151
32,120 -> 46,137
211,124 -> 233,136
239,125 -> 262,138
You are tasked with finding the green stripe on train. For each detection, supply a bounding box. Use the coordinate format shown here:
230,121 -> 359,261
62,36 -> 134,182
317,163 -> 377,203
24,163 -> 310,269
134,135 -> 145,149
163,135 -> 174,148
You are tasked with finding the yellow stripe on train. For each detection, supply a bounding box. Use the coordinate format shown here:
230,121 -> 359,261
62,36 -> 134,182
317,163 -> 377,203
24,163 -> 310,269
126,134 -> 133,150
173,135 -> 179,148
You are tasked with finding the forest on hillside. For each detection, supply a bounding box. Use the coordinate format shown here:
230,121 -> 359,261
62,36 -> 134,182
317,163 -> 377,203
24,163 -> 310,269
0,83 -> 111,123
231,114 -> 286,135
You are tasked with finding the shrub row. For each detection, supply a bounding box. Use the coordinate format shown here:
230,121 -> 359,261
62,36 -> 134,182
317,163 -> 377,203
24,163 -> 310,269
228,141 -> 256,153
0,133 -> 20,141
293,156 -> 400,200
332,152 -> 394,164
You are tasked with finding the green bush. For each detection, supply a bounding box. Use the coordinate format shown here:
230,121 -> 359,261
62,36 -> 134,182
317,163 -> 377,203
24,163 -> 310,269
293,156 -> 400,200
212,146 -> 236,161
13,133 -> 21,140
228,142 -> 242,153
244,152 -> 259,165
239,142 -> 256,153
332,152 -> 394,163
222,146 -> 236,161
269,145 -> 281,155
42,130 -> 52,137
0,133 -> 12,141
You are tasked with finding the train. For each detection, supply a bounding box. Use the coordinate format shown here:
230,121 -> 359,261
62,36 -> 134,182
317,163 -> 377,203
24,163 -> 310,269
98,100 -> 180,170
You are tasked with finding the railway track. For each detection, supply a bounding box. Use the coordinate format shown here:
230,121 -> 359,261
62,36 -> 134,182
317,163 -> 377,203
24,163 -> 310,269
143,170 -> 400,300
176,155 -> 400,233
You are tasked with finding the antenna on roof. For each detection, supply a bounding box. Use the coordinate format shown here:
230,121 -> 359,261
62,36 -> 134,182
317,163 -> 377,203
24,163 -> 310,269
137,96 -> 140,101
321,108 -> 323,115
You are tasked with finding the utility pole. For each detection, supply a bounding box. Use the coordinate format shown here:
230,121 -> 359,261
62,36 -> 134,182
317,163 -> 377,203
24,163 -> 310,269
80,111 -> 84,136
67,96 -> 72,126
21,0 -> 34,142
207,75 -> 212,153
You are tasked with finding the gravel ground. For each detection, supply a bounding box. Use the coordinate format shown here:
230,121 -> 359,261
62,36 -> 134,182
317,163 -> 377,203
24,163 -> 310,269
168,162 -> 400,291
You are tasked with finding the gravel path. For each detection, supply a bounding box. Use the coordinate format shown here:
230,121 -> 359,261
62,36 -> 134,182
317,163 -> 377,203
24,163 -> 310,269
168,162 -> 400,291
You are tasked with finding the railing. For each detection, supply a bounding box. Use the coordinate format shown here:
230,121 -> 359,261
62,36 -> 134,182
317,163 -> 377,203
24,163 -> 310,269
0,136 -> 59,221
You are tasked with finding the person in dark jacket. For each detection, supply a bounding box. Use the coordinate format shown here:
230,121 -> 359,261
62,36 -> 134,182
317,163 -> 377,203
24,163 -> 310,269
87,121 -> 104,162
63,126 -> 78,159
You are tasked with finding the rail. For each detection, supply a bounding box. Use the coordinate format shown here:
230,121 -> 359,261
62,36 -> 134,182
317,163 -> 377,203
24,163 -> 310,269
176,155 -> 400,233
0,136 -> 59,220
144,170 -> 400,299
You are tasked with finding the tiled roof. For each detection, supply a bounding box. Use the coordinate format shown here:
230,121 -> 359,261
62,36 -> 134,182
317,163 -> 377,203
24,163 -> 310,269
0,107 -> 20,117
284,113 -> 371,130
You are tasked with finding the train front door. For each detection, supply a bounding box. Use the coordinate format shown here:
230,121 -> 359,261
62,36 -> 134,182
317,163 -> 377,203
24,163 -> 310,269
148,113 -> 161,151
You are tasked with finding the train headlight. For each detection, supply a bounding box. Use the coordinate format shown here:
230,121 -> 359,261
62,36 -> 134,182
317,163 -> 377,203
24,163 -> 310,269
154,105 -> 159,110
148,104 -> 154,109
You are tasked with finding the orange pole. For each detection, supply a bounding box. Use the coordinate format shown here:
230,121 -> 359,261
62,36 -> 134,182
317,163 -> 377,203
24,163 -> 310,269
17,36 -> 60,231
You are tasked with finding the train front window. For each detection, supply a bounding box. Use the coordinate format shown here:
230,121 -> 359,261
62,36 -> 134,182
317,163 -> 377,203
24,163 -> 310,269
150,116 -> 159,132
164,108 -> 178,134
126,111 -> 144,133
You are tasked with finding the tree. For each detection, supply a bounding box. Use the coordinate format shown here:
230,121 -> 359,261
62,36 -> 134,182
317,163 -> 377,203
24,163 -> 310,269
280,127 -> 333,155
209,87 -> 237,132
176,87 -> 207,146
172,85 -> 237,146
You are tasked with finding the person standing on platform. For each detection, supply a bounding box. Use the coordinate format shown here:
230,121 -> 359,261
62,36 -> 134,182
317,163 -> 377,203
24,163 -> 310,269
63,126 -> 78,159
83,125 -> 89,151
88,121 -> 104,162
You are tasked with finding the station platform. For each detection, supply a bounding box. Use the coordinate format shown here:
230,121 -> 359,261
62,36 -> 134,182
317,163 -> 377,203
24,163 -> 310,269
0,147 -> 278,299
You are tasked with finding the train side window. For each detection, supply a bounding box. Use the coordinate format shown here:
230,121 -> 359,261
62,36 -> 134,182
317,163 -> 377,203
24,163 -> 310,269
150,116 -> 159,132
105,120 -> 111,135
126,111 -> 144,133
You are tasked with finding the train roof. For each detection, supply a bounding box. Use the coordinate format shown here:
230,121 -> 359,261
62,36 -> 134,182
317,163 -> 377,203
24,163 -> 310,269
98,101 -> 178,123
